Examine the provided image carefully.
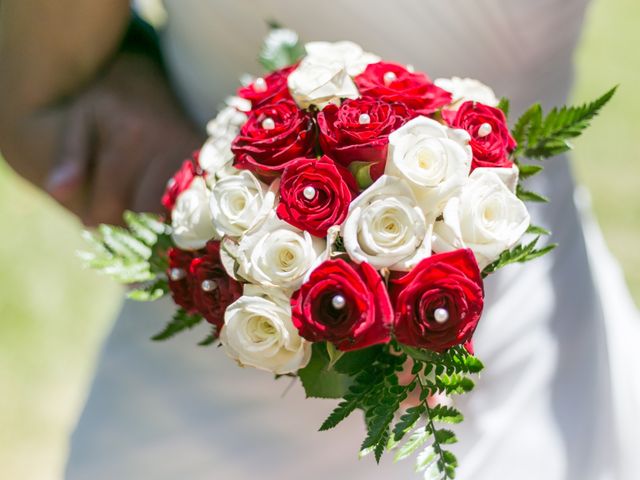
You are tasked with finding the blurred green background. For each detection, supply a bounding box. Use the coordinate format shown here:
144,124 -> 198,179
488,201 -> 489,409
1,1 -> 639,478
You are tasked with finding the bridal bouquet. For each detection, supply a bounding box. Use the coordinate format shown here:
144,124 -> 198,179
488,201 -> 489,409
83,28 -> 613,478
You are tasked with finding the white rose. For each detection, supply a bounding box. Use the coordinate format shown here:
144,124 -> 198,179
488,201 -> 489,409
236,213 -> 325,289
341,175 -> 432,271
201,98 -> 249,180
171,177 -> 217,250
220,284 -> 311,375
434,77 -> 499,109
386,116 -> 472,218
432,168 -> 530,268
304,40 -> 380,76
209,170 -> 275,238
287,56 -> 359,109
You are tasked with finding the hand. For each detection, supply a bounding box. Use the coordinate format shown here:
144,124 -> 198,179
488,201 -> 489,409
45,52 -> 204,225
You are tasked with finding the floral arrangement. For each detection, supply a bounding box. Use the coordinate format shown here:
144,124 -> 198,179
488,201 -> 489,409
83,28 -> 614,478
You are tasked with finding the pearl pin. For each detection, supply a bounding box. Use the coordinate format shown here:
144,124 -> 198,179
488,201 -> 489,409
166,178 -> 176,189
169,268 -> 186,281
262,117 -> 276,130
383,71 -> 397,86
358,113 -> 371,125
201,280 -> 217,292
434,307 -> 449,324
478,123 -> 493,137
303,186 -> 316,200
253,77 -> 267,93
332,294 -> 346,310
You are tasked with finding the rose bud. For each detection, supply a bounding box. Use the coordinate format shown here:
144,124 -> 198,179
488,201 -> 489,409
237,66 -> 295,110
390,249 -> 484,352
291,259 -> 393,351
443,101 -> 516,170
317,98 -> 413,183
189,241 -> 243,332
167,247 -> 197,313
231,99 -> 315,180
277,156 -> 356,237
161,152 -> 202,212
355,62 -> 452,116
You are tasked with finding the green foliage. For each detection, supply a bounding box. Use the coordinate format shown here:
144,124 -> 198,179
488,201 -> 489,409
516,185 -> 549,203
483,236 -> 557,277
497,97 -> 510,117
512,87 -> 616,160
80,211 -> 170,285
197,327 -> 219,346
316,343 -> 483,477
298,343 -> 353,399
151,309 -> 203,341
258,24 -> 305,72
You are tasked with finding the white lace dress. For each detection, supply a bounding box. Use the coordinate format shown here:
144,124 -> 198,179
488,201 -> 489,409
65,1 -> 640,478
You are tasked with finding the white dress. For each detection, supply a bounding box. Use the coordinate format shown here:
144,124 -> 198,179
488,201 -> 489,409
65,1 -> 640,479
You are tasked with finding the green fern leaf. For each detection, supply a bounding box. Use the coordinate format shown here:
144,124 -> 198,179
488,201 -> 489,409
151,309 -> 203,341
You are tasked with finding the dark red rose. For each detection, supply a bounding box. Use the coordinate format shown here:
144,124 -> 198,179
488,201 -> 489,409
161,153 -> 202,211
189,241 -> 242,331
390,249 -> 484,352
355,62 -> 452,115
167,247 -> 196,312
443,101 -> 516,170
291,259 -> 392,351
237,66 -> 294,109
276,156 -> 356,237
231,99 -> 315,180
317,98 -> 413,182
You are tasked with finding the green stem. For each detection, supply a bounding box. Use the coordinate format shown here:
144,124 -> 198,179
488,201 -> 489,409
416,369 -> 451,478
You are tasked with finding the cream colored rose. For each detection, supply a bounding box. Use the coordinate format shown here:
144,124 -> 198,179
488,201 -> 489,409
171,177 -> 217,250
220,284 -> 311,375
209,170 -> 275,238
304,40 -> 380,76
432,168 -> 530,268
386,116 -> 472,219
236,213 -> 325,289
434,77 -> 499,109
287,56 -> 359,109
200,98 -> 249,180
341,175 -> 432,271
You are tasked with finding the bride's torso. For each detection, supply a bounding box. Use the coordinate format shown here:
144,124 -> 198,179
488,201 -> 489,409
160,0 -> 589,126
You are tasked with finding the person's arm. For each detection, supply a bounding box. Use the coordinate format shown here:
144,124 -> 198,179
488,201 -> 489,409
0,0 -> 131,184
0,2 -> 204,224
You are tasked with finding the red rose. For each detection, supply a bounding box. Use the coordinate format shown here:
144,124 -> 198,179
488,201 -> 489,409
317,98 -> 412,181
237,66 -> 294,109
276,156 -> 356,237
390,249 -> 484,352
355,62 -> 452,115
231,99 -> 315,180
291,259 -> 392,351
443,101 -> 516,170
161,153 -> 202,211
167,247 -> 196,312
189,241 -> 242,331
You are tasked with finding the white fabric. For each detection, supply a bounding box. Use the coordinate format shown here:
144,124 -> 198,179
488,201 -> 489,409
65,1 -> 640,479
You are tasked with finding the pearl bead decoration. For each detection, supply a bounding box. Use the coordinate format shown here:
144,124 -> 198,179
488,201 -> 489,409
303,186 -> 316,200
383,71 -> 397,85
332,295 -> 346,310
262,117 -> 276,130
358,113 -> 371,125
201,280 -> 217,292
169,268 -> 186,281
253,77 -> 267,93
478,123 -> 493,137
433,307 -> 449,324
